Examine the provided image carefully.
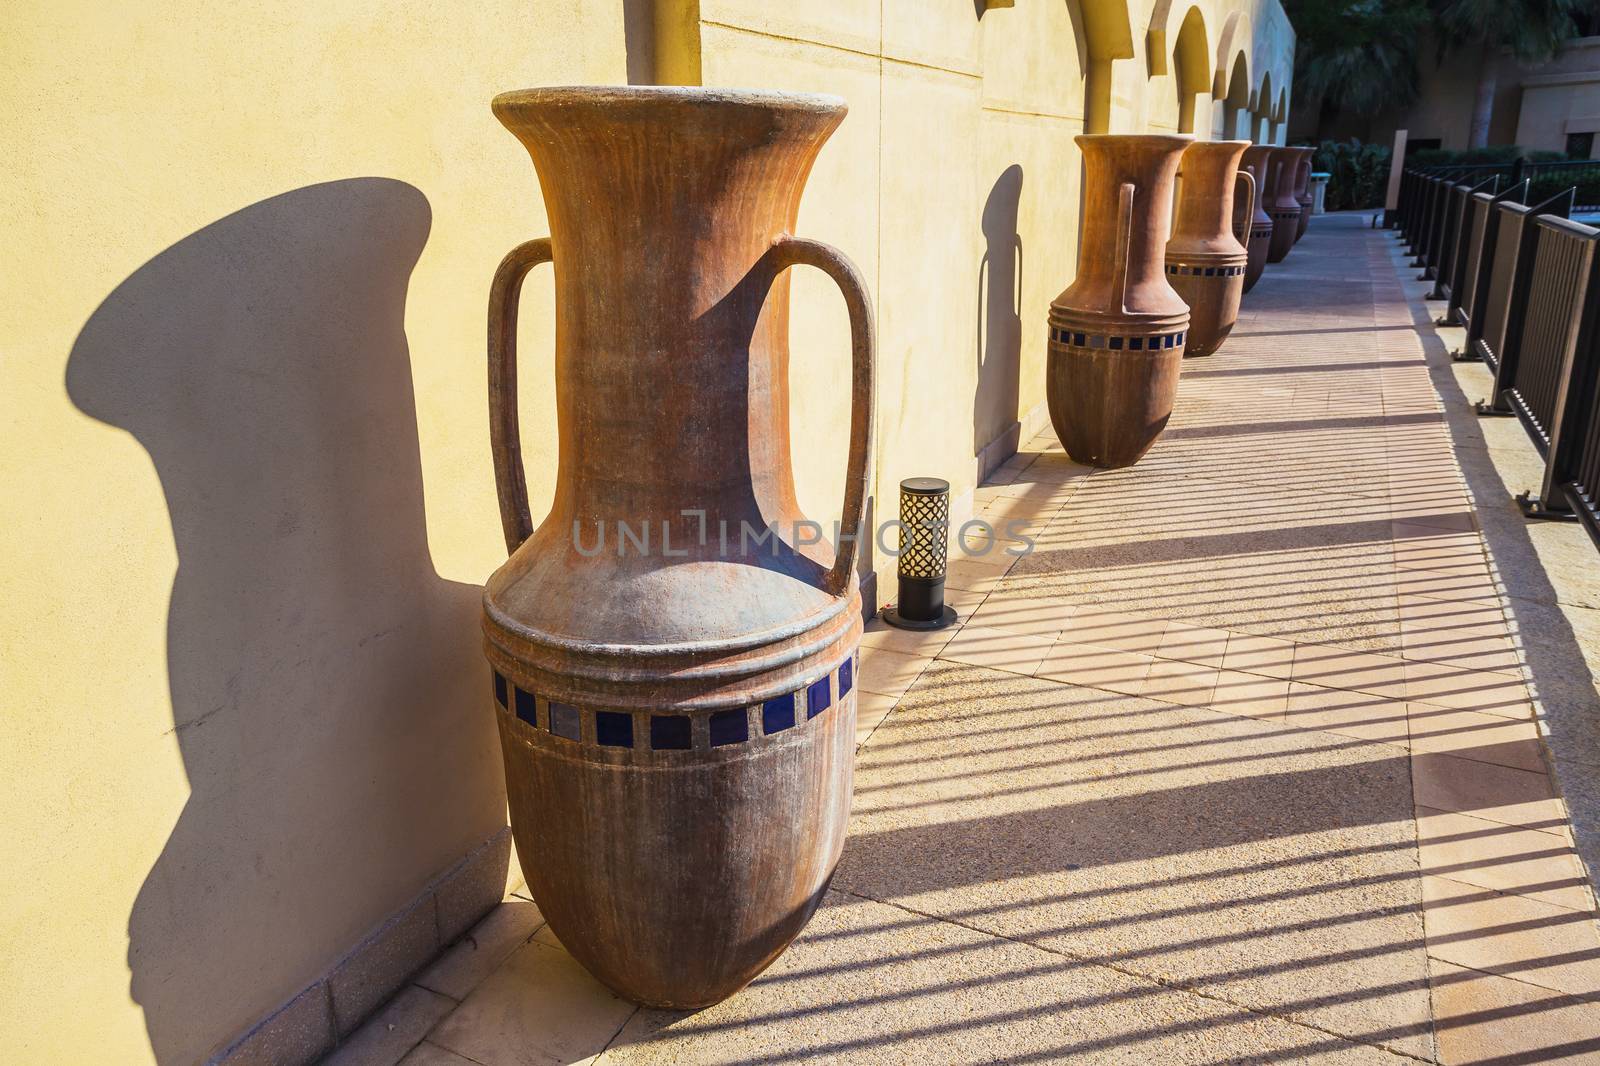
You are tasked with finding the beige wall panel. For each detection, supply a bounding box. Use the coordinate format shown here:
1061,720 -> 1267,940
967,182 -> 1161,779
698,25 -> 882,556
876,61 -> 984,550
699,0 -> 881,56
977,109 -> 1084,452
979,1 -> 1089,120
0,2 -> 627,1063
882,0 -> 983,76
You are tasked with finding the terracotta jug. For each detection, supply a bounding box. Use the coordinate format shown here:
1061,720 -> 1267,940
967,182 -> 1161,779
1265,146 -> 1302,263
482,86 -> 874,1009
1237,145 -> 1275,292
1165,140 -> 1250,358
1047,134 -> 1191,468
1293,148 -> 1315,241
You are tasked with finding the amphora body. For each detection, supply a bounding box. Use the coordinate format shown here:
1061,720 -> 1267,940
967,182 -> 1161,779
1047,134 -> 1191,468
1265,146 -> 1302,263
1237,145 -> 1276,292
482,86 -> 875,1009
1166,140 -> 1250,357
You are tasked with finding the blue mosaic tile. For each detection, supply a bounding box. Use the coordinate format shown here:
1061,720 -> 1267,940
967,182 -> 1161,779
839,657 -> 854,697
514,687 -> 538,728
650,714 -> 692,750
549,702 -> 580,741
493,671 -> 508,708
762,692 -> 796,734
709,709 -> 748,747
595,710 -> 633,748
807,676 -> 832,719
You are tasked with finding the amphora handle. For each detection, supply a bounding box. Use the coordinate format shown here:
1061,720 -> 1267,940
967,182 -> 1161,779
488,238 -> 553,554
1235,168 -> 1257,241
769,236 -> 877,598
1112,182 -> 1136,313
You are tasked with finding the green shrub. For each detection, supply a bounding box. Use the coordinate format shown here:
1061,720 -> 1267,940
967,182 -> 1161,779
1312,139 -> 1392,211
1527,168 -> 1600,209
1410,145 -> 1566,166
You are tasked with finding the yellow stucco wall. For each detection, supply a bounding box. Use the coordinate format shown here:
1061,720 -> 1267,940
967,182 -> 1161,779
2,4 -> 625,1063
3,2 -> 1290,1062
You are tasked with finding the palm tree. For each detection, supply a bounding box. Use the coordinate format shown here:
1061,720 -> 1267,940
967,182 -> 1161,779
1433,0 -> 1587,148
1286,0 -> 1431,118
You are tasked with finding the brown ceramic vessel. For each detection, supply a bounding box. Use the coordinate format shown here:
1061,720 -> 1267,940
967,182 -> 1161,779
1265,146 -> 1301,263
1292,147 -> 1315,241
1237,145 -> 1275,292
1047,133 -> 1191,468
482,86 -> 875,1009
1166,140 -> 1249,357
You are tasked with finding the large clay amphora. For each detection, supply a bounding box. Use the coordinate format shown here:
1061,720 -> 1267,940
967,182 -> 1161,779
1047,134 -> 1191,468
1165,140 -> 1249,358
482,86 -> 875,1009
1293,148 -> 1315,241
1236,145 -> 1275,292
1265,147 -> 1302,263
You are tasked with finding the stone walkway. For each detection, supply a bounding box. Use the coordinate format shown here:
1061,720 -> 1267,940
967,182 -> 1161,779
326,214 -> 1600,1065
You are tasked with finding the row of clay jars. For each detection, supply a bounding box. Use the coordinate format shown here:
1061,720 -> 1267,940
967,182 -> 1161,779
1050,138 -> 1319,470
1265,146 -> 1315,262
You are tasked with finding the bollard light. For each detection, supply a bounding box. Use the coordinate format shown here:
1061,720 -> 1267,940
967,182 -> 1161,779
882,477 -> 959,630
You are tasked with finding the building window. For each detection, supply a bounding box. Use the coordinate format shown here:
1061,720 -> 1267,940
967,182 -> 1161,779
1568,132 -> 1595,159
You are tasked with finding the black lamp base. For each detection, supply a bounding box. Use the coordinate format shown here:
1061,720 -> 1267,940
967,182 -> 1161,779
881,604 -> 959,631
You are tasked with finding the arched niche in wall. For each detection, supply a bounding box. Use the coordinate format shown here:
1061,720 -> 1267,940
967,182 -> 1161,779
1255,69 -> 1274,143
1170,6 -> 1210,135
1218,50 -> 1250,140
1276,87 -> 1290,144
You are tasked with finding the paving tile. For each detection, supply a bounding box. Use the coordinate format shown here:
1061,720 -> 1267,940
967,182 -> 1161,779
1139,658 -> 1219,708
1403,660 -> 1532,717
938,624 -> 1053,676
1422,876 -> 1600,998
858,647 -> 933,699
416,901 -> 544,1002
858,616 -> 959,658
1156,622 -> 1231,668
600,891 -> 1394,1064
964,593 -> 1079,639
1430,959 -> 1600,1064
426,939 -> 635,1066
944,557 -> 1012,593
1415,807 -> 1595,912
1220,633 -> 1297,680
1056,609 -> 1169,655
324,985 -> 457,1066
854,690 -> 897,749
1283,683 -> 1409,746
1291,646 -> 1409,699
1209,670 -> 1291,720
1406,705 -> 1546,772
1036,640 -> 1155,696
1412,752 -> 1567,830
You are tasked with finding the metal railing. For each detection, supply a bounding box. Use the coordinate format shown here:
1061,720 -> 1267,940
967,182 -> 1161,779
1391,158 -> 1600,234
1508,217 -> 1600,528
1466,189 -> 1575,376
1430,175 -> 1499,301
1445,180 -> 1527,331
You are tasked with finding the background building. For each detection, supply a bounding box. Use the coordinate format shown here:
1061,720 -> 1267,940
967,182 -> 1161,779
1,2 -> 1293,1062
1290,14 -> 1600,156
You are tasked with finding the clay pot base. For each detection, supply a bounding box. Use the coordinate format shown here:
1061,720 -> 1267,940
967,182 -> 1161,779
1165,259 -> 1246,358
1046,336 -> 1185,468
1266,210 -> 1299,262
